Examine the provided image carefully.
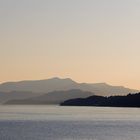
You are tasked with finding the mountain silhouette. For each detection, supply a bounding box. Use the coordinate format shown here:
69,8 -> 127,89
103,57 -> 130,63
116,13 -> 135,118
0,77 -> 139,104
5,89 -> 94,105
0,91 -> 43,104
0,77 -> 138,96
61,93 -> 140,107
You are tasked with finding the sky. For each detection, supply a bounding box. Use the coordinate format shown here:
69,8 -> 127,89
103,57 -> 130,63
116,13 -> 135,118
0,0 -> 140,89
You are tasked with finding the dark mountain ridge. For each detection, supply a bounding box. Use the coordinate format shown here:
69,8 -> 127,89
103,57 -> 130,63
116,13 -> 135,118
61,92 -> 140,107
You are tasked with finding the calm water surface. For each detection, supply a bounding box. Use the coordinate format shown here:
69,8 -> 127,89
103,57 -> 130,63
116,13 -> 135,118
0,105 -> 140,140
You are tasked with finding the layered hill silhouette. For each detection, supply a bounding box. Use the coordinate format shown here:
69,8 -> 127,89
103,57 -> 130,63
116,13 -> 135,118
5,89 -> 94,105
61,93 -> 140,107
0,77 -> 139,104
0,77 -> 138,94
0,91 -> 43,104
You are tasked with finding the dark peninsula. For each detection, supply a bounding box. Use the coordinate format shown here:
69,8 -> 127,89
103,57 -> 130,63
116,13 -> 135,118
60,92 -> 140,107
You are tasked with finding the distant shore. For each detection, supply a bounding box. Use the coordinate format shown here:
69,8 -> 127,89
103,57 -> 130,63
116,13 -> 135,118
61,92 -> 140,108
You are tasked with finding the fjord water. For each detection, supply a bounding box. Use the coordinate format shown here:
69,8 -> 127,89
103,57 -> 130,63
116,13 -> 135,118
0,105 -> 140,140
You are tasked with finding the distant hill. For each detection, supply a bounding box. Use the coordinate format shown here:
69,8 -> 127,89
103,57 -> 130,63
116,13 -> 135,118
0,91 -> 43,104
0,77 -> 138,96
61,93 -> 140,107
5,89 -> 94,105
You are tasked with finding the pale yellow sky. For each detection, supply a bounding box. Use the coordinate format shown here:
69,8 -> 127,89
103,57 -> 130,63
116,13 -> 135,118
0,0 -> 140,89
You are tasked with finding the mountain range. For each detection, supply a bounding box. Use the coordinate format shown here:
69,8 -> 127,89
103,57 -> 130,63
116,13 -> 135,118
5,89 -> 94,105
0,77 -> 138,104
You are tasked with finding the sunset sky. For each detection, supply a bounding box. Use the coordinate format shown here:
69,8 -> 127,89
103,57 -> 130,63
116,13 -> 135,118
1,0 -> 140,89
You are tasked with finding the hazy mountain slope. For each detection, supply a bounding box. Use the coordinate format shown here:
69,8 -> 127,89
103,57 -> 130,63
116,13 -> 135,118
0,91 -> 43,104
0,78 -> 78,93
5,89 -> 94,105
79,83 -> 138,96
0,77 -> 138,96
